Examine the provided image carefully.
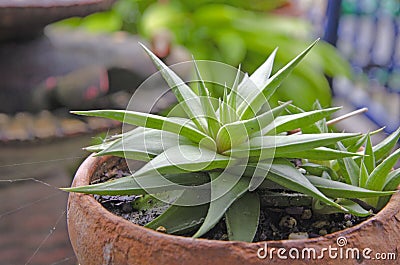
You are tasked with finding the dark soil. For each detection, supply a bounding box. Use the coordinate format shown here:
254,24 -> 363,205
92,158 -> 369,241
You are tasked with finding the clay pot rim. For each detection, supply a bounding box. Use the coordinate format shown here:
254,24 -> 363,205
70,154 -> 400,247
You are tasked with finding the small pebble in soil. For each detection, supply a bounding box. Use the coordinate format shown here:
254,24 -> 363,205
344,214 -> 353,221
301,209 -> 312,219
156,226 -> 167,233
345,220 -> 353,227
279,216 -> 297,229
330,227 -> 340,233
319,229 -> 328,236
288,232 -> 309,240
312,220 -> 330,229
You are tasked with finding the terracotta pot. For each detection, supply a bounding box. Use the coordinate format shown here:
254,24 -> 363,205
67,155 -> 400,265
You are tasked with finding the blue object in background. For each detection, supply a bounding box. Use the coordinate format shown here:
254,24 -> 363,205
321,0 -> 400,133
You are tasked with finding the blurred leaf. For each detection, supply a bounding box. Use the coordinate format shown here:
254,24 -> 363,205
217,31 -> 246,65
140,3 -> 184,37
314,42 -> 352,78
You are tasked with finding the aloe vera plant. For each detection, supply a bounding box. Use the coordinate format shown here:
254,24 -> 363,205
64,40 -> 400,242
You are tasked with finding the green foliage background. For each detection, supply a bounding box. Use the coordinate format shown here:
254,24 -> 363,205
57,0 -> 351,109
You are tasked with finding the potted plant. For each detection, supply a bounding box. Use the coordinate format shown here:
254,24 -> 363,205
64,40 -> 400,265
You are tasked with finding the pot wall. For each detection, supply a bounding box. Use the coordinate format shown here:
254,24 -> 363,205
67,155 -> 400,265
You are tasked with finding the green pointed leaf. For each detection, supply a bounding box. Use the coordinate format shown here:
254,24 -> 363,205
225,192 -> 259,242
220,86 -> 231,124
84,127 -> 145,153
340,200 -> 370,216
359,160 -> 369,188
145,204 -> 208,235
234,73 -> 250,107
306,175 -> 394,198
314,199 -> 370,217
227,133 -> 359,159
280,147 -> 361,160
377,169 -> 400,209
248,48 -> 277,92
193,60 -> 220,138
140,43 -> 208,132
235,49 -> 278,109
145,189 -> 209,235
134,145 -> 233,177
364,134 -> 375,174
279,101 -> 326,134
311,100 -> 329,133
373,127 -> 400,161
227,65 -> 241,110
343,128 -> 384,152
238,39 -> 319,120
267,159 -> 346,211
383,169 -> 400,191
301,163 -> 339,181
71,110 -> 216,150
131,191 -> 182,211
263,107 -> 341,135
97,129 -> 191,161
345,134 -> 368,153
62,172 -> 210,195
279,100 -> 304,115
366,148 -> 400,191
337,142 -> 360,186
193,172 -> 250,238
84,139 -> 118,153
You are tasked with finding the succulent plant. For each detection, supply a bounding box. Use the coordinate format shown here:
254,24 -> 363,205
65,40 -> 400,242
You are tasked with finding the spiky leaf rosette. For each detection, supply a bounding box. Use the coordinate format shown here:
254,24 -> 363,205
65,40 -> 398,242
